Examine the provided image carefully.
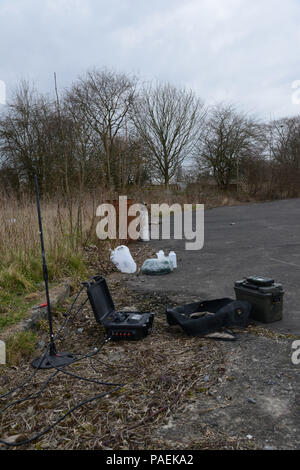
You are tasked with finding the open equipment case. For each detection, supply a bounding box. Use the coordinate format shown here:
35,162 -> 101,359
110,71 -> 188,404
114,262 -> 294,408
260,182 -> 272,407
85,276 -> 154,341
166,298 -> 251,337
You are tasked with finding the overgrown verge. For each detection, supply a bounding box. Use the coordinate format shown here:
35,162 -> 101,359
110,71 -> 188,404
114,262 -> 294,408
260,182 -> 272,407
0,194 -> 100,336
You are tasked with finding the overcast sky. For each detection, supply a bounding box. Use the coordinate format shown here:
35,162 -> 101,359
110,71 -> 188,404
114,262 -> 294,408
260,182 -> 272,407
1,0 -> 300,120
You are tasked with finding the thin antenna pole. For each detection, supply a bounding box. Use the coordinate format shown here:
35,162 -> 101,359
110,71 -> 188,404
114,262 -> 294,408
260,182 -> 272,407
34,175 -> 56,356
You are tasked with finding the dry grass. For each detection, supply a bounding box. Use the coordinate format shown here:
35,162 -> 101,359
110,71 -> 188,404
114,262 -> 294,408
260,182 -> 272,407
0,182 -> 282,296
0,192 -> 101,294
0,185 -> 239,296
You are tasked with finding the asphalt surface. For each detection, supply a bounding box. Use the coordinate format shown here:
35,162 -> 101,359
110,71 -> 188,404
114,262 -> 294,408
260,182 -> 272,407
131,198 -> 300,335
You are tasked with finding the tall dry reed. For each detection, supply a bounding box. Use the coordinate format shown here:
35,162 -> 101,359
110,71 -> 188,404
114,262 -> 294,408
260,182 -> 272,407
0,191 -> 101,292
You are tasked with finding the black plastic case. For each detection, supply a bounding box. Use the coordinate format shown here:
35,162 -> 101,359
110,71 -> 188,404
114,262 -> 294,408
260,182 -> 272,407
234,277 -> 284,323
166,298 -> 251,336
86,276 -> 154,341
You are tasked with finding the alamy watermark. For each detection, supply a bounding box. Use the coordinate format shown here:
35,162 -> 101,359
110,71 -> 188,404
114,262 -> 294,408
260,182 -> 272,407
291,340 -> 300,365
96,197 -> 204,251
0,340 -> 5,365
0,80 -> 6,105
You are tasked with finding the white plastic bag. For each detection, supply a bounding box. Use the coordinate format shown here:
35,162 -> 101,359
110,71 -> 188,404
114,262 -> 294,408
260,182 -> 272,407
141,258 -> 173,275
156,250 -> 165,259
156,250 -> 177,268
110,246 -> 137,274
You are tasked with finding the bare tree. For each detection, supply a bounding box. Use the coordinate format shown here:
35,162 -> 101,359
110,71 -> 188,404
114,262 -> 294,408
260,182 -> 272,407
132,83 -> 204,187
265,116 -> 300,196
197,104 -> 263,188
0,81 -> 59,194
269,117 -> 300,168
3,72 -> 300,201
66,68 -> 137,190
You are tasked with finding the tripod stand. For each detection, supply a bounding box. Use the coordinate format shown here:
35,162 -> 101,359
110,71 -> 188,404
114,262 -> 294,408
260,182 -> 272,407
31,176 -> 76,369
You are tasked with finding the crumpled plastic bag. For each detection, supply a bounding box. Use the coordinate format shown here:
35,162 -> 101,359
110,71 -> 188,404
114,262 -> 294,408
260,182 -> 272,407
110,246 -> 137,274
141,258 -> 174,275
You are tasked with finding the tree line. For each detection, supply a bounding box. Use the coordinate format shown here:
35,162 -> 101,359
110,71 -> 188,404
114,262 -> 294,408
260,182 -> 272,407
0,68 -> 300,199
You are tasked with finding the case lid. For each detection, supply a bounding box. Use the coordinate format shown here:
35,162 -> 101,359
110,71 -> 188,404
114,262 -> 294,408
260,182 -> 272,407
235,278 -> 283,295
87,276 -> 115,323
246,276 -> 275,287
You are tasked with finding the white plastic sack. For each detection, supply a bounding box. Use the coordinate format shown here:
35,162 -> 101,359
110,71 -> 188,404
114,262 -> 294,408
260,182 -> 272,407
110,245 -> 137,274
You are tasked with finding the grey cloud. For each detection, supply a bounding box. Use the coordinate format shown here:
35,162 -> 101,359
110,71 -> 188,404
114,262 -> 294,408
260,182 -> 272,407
0,0 -> 300,118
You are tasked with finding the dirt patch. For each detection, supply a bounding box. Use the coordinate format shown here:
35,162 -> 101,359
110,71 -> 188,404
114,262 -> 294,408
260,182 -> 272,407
154,332 -> 299,450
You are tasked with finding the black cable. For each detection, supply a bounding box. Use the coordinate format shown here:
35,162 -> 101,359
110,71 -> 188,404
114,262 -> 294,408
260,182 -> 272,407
54,288 -> 87,342
0,337 -> 126,448
0,347 -> 100,415
0,371 -> 60,414
0,346 -> 50,400
52,357 -> 123,387
0,337 -> 112,413
0,385 -> 124,448
47,337 -> 124,387
0,286 -> 86,401
0,342 -> 120,415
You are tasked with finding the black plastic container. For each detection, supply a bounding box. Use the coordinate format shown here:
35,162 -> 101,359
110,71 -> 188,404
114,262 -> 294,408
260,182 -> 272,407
234,276 -> 284,323
166,298 -> 251,336
86,276 -> 154,341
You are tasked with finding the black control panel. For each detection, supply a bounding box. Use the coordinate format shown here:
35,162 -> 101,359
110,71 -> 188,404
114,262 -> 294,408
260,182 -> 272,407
105,312 -> 154,341
85,276 -> 154,341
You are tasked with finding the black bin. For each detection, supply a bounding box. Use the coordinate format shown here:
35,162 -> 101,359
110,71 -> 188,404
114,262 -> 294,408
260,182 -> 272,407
234,277 -> 284,324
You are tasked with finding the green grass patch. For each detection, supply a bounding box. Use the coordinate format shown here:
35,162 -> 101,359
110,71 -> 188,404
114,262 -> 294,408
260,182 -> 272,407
0,248 -> 88,332
0,250 -> 87,292
0,290 -> 39,331
6,331 -> 38,366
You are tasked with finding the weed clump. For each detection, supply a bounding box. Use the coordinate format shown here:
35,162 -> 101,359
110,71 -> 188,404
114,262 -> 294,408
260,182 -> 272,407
6,331 -> 38,366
